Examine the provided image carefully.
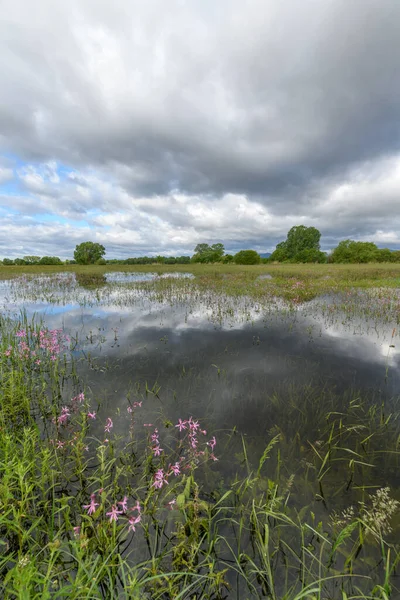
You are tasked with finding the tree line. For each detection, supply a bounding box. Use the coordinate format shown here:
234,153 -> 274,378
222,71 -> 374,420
268,226 -> 400,263
2,233 -> 400,266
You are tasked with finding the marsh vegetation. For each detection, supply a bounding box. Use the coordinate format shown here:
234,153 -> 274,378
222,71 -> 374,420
1,264 -> 400,598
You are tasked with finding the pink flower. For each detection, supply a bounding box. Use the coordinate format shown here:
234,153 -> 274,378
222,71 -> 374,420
188,417 -> 200,431
106,504 -> 122,522
57,407 -> 70,425
151,429 -> 159,442
152,468 -> 168,489
153,445 -> 163,457
207,436 -> 216,451
132,500 -> 141,514
75,392 -> 85,403
87,411 -> 96,419
169,462 -> 181,476
175,418 -> 187,432
104,417 -> 113,433
133,401 -> 142,408
73,526 -> 81,537
83,494 -> 99,516
168,499 -> 177,509
128,514 -> 141,532
189,433 -> 198,449
117,496 -> 129,513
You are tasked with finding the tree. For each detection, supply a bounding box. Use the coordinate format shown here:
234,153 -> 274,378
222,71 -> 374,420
234,250 -> 261,265
269,241 -> 290,262
2,258 -> 14,265
74,242 -> 106,265
293,248 -> 327,263
375,248 -> 394,263
192,243 -> 225,263
23,256 -> 40,265
39,256 -> 63,265
270,226 -> 322,262
330,240 -> 379,263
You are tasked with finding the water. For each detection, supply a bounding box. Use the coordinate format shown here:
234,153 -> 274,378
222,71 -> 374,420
1,274 -> 399,479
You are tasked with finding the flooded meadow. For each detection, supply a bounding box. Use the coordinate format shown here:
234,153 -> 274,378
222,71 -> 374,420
1,267 -> 400,598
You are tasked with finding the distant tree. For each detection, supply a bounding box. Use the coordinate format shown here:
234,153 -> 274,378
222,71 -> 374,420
23,256 -> 40,265
74,242 -> 106,265
375,248 -> 394,263
14,258 -> 27,265
95,258 -> 107,265
192,243 -> 225,263
270,226 -> 322,262
164,257 -> 177,264
2,258 -> 14,265
330,240 -> 379,263
39,256 -> 63,265
270,241 -> 290,262
392,251 -> 400,263
292,248 -> 327,263
234,250 -> 261,265
222,254 -> 234,263
194,243 -> 210,255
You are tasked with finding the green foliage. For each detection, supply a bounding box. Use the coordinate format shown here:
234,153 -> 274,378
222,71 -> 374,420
292,248 -> 327,263
269,242 -> 289,262
95,258 -> 107,265
233,249 -> 261,264
13,258 -> 27,265
330,240 -> 380,263
271,226 -> 323,263
74,241 -> 106,265
222,254 -> 234,263
376,248 -> 395,262
39,256 -> 63,265
192,243 -> 225,263
23,256 -> 40,265
2,258 -> 14,265
121,255 -> 190,265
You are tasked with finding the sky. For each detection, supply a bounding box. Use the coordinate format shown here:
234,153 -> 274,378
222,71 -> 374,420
1,0 -> 400,259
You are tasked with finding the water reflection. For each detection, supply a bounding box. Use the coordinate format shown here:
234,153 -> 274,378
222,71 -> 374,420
2,284 -> 398,419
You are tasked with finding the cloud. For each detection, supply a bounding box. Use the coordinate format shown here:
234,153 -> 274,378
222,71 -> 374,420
0,0 -> 400,257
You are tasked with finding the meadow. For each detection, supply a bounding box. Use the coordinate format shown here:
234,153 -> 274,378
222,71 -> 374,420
1,263 -> 400,599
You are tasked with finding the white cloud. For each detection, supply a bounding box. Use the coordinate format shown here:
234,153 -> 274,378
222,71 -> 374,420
0,167 -> 13,185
